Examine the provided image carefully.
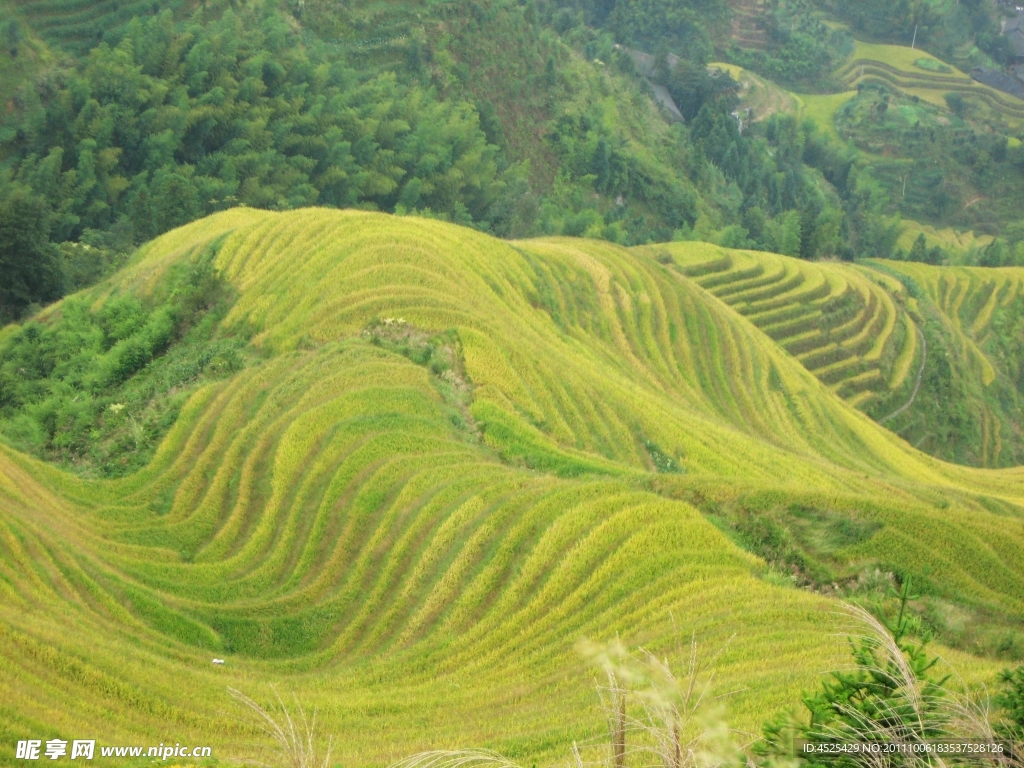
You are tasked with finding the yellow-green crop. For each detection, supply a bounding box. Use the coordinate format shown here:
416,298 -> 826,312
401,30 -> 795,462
0,210 -> 1019,766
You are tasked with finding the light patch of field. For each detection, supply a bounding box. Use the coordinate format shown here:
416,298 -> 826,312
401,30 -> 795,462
847,41 -> 972,81
711,61 -> 745,79
907,86 -> 964,108
836,40 -> 1024,123
796,91 -> 857,142
822,19 -> 850,31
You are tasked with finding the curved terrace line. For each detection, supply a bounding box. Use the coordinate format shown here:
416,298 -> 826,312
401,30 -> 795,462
879,327 -> 927,425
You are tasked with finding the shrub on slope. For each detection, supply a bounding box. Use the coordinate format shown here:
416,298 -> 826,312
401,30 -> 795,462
0,236 -> 249,476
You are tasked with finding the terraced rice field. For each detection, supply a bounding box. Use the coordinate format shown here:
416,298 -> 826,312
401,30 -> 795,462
11,0 -> 190,53
727,0 -> 768,50
873,260 -> 1024,464
2,210 -> 1022,765
644,244 -> 921,414
835,41 -> 1024,120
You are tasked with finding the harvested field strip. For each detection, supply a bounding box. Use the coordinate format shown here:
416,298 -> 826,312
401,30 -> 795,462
890,313 -> 920,390
717,261 -> 791,300
755,302 -> 818,328
799,343 -> 856,372
836,59 -> 973,87
846,390 -> 876,408
732,268 -> 806,308
816,356 -> 865,384
742,270 -> 833,315
765,313 -> 825,342
836,369 -> 884,396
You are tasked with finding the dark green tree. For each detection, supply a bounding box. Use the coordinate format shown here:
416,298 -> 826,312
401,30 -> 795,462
0,184 -> 63,323
908,233 -> 929,263
981,240 -> 1010,268
666,59 -> 721,121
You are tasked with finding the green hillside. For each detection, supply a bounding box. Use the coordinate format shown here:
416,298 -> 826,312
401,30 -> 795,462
645,243 -> 1024,468
871,260 -> 1024,467
2,0 -> 837,320
8,0 -> 195,54
1,209 -> 1022,763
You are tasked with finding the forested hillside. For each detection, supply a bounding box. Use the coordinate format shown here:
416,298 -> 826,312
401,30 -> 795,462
819,0 -> 1013,69
3,0 -> 995,325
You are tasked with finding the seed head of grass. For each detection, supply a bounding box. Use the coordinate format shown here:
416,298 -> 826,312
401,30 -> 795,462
228,687 -> 333,768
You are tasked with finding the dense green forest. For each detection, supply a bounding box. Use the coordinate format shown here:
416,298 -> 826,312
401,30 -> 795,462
2,0 -> 1024,322
0,0 -> 878,321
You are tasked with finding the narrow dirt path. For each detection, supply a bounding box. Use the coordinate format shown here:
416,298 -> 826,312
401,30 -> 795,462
879,327 -> 927,424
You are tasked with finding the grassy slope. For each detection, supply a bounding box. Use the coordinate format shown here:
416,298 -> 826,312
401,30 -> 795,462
795,91 -> 857,142
710,62 -> 803,124
1,209 -> 1023,764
